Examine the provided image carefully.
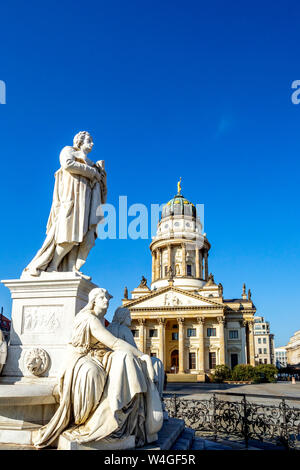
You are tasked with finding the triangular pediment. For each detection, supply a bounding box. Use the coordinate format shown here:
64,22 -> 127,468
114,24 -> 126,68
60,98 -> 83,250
126,286 -> 223,309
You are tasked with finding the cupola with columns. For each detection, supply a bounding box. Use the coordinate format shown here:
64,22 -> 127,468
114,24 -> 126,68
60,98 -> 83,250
150,179 -> 211,291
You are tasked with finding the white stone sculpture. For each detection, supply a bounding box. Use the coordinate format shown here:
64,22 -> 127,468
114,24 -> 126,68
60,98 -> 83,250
164,292 -> 181,306
107,307 -> 165,397
23,348 -> 50,376
0,330 -> 7,375
23,132 -> 107,280
33,288 -> 163,449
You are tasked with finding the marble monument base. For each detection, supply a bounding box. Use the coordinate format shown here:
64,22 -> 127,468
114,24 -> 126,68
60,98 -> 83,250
57,434 -> 137,451
0,272 -> 96,445
1,272 -> 97,379
0,381 -> 57,445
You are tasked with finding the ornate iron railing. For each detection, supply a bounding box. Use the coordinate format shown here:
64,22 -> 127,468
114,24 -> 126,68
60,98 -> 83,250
163,393 -> 300,449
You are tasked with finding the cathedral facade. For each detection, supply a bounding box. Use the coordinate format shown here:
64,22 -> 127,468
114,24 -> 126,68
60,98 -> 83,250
122,186 -> 256,381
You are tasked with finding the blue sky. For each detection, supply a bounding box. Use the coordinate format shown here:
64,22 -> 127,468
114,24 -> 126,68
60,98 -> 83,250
0,0 -> 300,346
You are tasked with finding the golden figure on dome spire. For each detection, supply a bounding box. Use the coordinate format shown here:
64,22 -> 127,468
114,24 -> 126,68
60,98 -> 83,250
177,177 -> 182,195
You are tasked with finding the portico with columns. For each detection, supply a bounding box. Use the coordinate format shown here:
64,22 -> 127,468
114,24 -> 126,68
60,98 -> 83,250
122,184 -> 256,381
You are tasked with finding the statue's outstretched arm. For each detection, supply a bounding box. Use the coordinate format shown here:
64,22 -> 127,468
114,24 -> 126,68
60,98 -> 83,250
90,316 -> 143,357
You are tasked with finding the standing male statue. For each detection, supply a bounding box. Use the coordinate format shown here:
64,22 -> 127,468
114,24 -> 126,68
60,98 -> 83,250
23,131 -> 107,280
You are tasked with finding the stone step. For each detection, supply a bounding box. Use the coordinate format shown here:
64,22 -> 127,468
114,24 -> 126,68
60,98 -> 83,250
171,427 -> 195,450
192,437 -> 233,450
212,438 -> 261,450
191,436 -> 264,451
139,418 -> 185,450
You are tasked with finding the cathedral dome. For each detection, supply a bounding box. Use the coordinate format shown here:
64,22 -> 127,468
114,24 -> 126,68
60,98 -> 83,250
161,194 -> 196,220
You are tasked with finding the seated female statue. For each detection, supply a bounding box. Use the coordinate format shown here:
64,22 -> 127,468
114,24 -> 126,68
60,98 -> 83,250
33,287 -> 163,449
107,307 -> 165,397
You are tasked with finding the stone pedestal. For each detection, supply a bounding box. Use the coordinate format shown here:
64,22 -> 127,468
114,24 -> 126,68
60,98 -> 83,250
57,434 -> 136,450
1,272 -> 97,379
0,381 -> 58,445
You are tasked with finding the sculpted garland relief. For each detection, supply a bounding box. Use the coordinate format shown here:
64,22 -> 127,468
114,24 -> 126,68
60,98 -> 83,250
22,306 -> 62,334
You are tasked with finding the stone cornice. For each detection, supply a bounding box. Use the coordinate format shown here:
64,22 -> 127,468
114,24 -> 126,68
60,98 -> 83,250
130,305 -> 224,313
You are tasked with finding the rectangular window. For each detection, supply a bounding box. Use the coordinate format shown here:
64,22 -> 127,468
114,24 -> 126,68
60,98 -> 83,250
149,329 -> 158,338
209,352 -> 216,369
172,332 -> 179,340
264,348 -> 267,354
187,328 -> 196,337
263,338 -> 266,344
187,264 -> 192,276
189,352 -> 196,369
131,330 -> 139,338
207,328 -> 216,337
264,358 -> 268,364
258,338 -> 261,344
258,348 -> 262,354
229,330 -> 238,339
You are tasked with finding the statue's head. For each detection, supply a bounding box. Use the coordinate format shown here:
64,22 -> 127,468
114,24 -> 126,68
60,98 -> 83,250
87,287 -> 113,318
73,131 -> 94,154
112,307 -> 131,327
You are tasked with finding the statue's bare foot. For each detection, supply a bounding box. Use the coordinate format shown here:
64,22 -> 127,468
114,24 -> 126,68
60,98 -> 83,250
73,268 -> 91,281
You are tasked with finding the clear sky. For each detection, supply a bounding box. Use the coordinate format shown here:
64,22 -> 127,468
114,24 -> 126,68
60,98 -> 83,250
0,0 -> 300,347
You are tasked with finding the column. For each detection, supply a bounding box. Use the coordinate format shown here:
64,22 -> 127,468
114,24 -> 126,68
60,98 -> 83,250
199,250 -> 203,279
158,318 -> 166,367
155,249 -> 161,280
197,317 -> 205,372
247,320 -> 255,366
217,316 -> 226,365
204,250 -> 208,281
178,317 -> 185,373
240,319 -> 247,364
181,243 -> 187,276
195,247 -> 200,278
138,318 -> 146,353
167,244 -> 172,276
151,251 -> 155,282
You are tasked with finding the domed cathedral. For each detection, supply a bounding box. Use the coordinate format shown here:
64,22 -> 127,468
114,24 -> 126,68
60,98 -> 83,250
122,181 -> 256,382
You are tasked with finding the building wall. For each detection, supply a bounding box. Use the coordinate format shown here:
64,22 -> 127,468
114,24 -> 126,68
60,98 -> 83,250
275,347 -> 287,368
131,315 -> 250,374
253,316 -> 274,365
286,330 -> 300,365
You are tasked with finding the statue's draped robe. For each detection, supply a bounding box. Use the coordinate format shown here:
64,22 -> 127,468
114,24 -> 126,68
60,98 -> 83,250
33,311 -> 163,448
107,322 -> 165,397
25,146 -> 107,273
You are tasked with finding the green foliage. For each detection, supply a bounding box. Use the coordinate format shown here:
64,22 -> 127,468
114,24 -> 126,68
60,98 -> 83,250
253,364 -> 278,383
211,363 -> 278,384
231,364 -> 255,381
212,364 -> 232,383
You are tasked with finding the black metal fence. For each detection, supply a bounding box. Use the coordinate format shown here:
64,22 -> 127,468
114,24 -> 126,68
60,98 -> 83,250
163,393 -> 300,449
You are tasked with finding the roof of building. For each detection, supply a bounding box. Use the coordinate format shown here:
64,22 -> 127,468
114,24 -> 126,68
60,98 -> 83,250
161,193 -> 196,220
161,181 -> 197,220
0,314 -> 11,323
